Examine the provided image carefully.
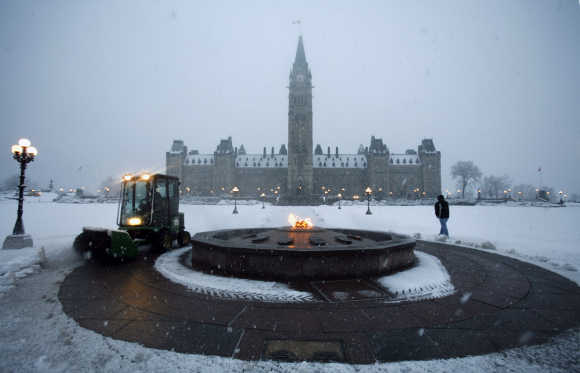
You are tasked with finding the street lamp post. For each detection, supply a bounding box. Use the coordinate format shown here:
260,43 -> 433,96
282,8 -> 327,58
3,139 -> 38,249
337,193 -> 342,210
365,186 -> 373,215
260,192 -> 266,209
232,186 -> 239,214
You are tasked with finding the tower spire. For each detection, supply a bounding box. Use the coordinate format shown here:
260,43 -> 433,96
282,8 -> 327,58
294,35 -> 307,65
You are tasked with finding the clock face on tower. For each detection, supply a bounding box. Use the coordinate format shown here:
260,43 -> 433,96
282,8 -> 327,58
296,74 -> 304,82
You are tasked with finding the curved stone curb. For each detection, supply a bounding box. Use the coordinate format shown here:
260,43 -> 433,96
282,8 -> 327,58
58,242 -> 580,363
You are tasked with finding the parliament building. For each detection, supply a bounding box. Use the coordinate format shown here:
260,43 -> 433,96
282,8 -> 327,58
166,36 -> 441,203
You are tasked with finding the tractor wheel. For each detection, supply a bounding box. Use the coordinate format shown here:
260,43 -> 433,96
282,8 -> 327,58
73,232 -> 90,255
154,230 -> 173,252
177,231 -> 191,247
92,234 -> 113,263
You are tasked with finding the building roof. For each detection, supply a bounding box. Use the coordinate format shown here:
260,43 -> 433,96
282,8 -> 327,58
186,154 -> 215,166
390,154 -> 421,165
184,153 -> 423,168
235,154 -> 287,168
313,155 -> 367,169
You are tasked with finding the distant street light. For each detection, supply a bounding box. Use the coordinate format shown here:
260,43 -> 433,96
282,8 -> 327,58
260,192 -> 266,209
365,186 -> 373,215
337,193 -> 342,210
3,139 -> 38,249
232,186 -> 240,214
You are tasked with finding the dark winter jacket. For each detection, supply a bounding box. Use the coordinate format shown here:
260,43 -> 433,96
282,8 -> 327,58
434,199 -> 450,219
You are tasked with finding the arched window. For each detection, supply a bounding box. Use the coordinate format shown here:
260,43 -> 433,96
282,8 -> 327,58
390,159 -> 394,164
396,159 -> 400,164
403,158 -> 406,164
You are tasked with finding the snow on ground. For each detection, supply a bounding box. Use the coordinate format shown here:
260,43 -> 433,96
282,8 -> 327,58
155,247 -> 315,303
0,199 -> 579,372
154,248 -> 454,303
377,251 -> 454,301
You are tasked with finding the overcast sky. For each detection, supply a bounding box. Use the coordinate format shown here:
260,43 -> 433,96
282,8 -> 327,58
1,0 -> 579,193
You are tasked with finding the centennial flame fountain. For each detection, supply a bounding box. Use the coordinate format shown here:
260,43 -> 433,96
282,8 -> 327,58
190,214 -> 416,281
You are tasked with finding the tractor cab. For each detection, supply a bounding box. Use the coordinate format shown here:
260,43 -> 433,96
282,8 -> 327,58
117,173 -> 189,249
118,174 -> 179,231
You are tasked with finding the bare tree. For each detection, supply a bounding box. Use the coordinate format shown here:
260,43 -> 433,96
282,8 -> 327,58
513,184 -> 536,201
100,176 -> 122,196
482,175 -> 511,198
451,161 -> 482,199
1,174 -> 39,192
1,174 -> 19,191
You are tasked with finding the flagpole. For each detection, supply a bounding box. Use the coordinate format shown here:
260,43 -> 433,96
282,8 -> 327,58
292,19 -> 302,35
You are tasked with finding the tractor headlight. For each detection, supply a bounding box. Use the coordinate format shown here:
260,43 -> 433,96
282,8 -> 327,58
128,217 -> 142,226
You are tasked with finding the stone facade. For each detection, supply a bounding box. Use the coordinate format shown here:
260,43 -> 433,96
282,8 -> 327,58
166,37 -> 441,201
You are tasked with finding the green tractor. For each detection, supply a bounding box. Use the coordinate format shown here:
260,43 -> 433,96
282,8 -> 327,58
74,173 -> 191,261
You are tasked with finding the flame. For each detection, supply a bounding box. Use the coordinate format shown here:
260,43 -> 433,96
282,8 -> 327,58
288,213 -> 314,230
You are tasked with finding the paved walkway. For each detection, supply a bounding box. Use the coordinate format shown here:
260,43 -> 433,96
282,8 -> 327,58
58,241 -> 580,363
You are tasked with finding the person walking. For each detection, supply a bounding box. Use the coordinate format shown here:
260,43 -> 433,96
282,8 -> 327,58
434,195 -> 450,237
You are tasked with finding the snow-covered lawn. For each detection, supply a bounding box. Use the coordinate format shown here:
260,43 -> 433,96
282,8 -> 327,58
0,198 -> 579,372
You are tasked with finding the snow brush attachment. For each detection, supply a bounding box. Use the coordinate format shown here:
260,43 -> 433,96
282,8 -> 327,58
74,227 -> 138,262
